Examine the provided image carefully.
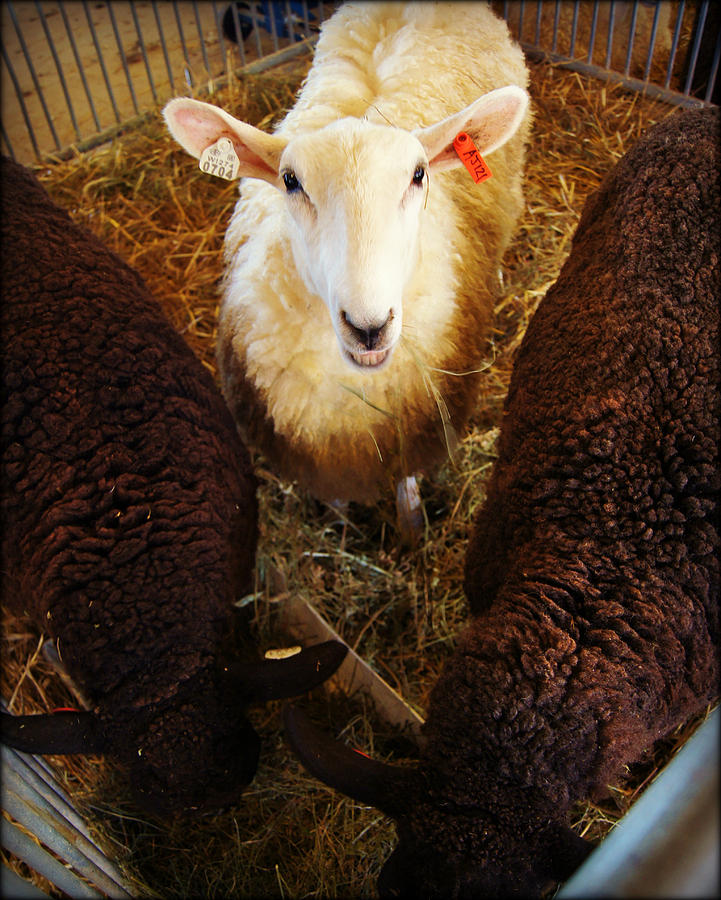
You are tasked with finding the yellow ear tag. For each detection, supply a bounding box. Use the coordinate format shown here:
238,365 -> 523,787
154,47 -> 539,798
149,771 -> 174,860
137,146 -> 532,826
199,136 -> 240,181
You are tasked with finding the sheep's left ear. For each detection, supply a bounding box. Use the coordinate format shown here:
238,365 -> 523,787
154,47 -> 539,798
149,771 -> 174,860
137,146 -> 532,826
1,710 -> 106,755
163,97 -> 287,185
282,704 -> 421,818
228,640 -> 348,703
415,85 -> 529,173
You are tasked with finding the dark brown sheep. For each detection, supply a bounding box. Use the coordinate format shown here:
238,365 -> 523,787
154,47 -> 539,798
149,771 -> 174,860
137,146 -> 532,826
0,157 -> 345,817
284,105 -> 720,896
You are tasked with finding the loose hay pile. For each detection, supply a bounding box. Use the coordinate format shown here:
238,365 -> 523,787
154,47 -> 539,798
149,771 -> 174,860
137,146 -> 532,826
2,54 -> 714,898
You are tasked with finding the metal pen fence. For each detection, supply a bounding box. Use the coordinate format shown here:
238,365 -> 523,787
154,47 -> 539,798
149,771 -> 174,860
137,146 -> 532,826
1,1 -> 719,163
0,1 -> 333,161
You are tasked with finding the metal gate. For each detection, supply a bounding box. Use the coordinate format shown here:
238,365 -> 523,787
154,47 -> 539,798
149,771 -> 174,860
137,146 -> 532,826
1,1 -> 719,162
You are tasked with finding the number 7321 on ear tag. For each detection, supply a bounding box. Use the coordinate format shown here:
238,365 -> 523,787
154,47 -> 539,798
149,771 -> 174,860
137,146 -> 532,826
453,132 -> 492,184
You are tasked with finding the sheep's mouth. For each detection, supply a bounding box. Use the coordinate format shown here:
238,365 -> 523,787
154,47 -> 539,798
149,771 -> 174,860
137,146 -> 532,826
345,347 -> 393,370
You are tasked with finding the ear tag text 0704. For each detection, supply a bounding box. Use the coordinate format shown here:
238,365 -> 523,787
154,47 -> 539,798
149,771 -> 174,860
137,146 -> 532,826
199,136 -> 240,181
453,132 -> 492,184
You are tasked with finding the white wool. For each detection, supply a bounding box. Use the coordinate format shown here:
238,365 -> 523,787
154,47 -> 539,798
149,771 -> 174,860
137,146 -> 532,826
165,1 -> 531,500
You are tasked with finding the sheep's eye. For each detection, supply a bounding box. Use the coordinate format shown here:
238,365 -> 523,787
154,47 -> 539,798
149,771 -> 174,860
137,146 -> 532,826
283,170 -> 301,193
412,165 -> 425,187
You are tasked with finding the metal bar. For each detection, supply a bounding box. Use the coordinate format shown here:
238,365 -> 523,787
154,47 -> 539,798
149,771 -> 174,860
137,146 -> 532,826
552,0 -> 562,55
152,0 -> 176,93
623,0 -> 639,77
300,0 -> 311,38
6,0 -> 61,149
534,0 -> 542,47
58,0 -> 101,131
1,819 -> 102,900
1,774 -> 133,900
2,746 -> 95,847
172,0 -> 193,88
32,0 -> 81,140
107,2 -> 139,115
642,0 -> 662,83
570,0 -> 580,56
229,1 -> 248,67
82,0 -> 121,123
1,864 -> 51,899
0,753 -> 117,879
251,1 -> 263,58
683,0 -> 709,95
1,121 -> 15,160
1,42 -> 39,156
212,0 -> 230,71
665,0 -> 686,90
518,0 -> 525,42
192,1 -> 211,75
268,1 -> 281,54
129,1 -> 157,102
1,750 -> 132,896
704,25 -> 720,104
604,0 -> 616,71
587,0 -> 600,64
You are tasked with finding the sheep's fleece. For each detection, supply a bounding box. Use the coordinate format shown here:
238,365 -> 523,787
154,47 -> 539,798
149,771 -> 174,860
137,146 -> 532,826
0,157 -> 344,815
166,1 -> 530,504
285,106 -> 720,897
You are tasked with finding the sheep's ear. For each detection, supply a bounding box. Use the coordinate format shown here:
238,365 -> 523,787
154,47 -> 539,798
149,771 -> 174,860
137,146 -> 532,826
282,704 -> 420,818
415,85 -> 529,173
229,640 -> 348,703
0,710 -> 106,755
163,97 -> 287,185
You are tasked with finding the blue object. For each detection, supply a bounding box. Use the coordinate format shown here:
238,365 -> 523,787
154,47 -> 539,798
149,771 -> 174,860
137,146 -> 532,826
222,2 -> 320,44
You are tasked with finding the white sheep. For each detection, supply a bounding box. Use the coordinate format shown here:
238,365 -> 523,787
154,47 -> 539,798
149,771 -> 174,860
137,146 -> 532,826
164,2 -> 530,530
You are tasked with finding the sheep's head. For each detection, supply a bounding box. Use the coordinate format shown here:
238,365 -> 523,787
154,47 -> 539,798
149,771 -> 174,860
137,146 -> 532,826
282,705 -> 592,899
163,86 -> 528,372
1,641 -> 346,817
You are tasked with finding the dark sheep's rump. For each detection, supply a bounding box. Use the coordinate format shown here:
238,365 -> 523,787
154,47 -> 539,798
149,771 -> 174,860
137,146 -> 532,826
397,107 -> 719,896
1,156 -> 259,812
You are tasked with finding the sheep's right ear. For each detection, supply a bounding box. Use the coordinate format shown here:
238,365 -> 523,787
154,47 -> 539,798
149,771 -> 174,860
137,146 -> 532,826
163,97 -> 287,186
282,704 -> 420,818
1,710 -> 106,755
416,85 -> 529,173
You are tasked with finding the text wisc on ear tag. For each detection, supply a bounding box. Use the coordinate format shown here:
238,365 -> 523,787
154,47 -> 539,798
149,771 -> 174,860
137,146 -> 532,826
453,132 -> 492,184
198,136 -> 240,181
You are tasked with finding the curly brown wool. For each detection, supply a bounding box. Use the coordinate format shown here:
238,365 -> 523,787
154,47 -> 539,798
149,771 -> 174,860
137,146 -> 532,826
1,156 -> 261,815
392,105 -> 721,898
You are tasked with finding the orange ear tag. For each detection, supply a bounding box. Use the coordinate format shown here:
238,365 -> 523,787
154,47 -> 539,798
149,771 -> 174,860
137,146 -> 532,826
453,132 -> 492,184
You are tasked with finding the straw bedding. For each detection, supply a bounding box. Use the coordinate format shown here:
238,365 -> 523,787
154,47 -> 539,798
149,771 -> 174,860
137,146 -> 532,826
1,55 -> 715,897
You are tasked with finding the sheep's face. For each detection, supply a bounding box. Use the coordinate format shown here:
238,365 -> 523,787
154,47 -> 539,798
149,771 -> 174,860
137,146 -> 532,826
163,87 -> 530,370
278,120 -> 428,371
283,706 -> 592,899
379,807 -> 593,899
378,817 -> 556,900
107,680 -> 260,817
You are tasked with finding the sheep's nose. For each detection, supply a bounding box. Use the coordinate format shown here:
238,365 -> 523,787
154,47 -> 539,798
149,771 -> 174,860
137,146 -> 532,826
341,310 -> 393,350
